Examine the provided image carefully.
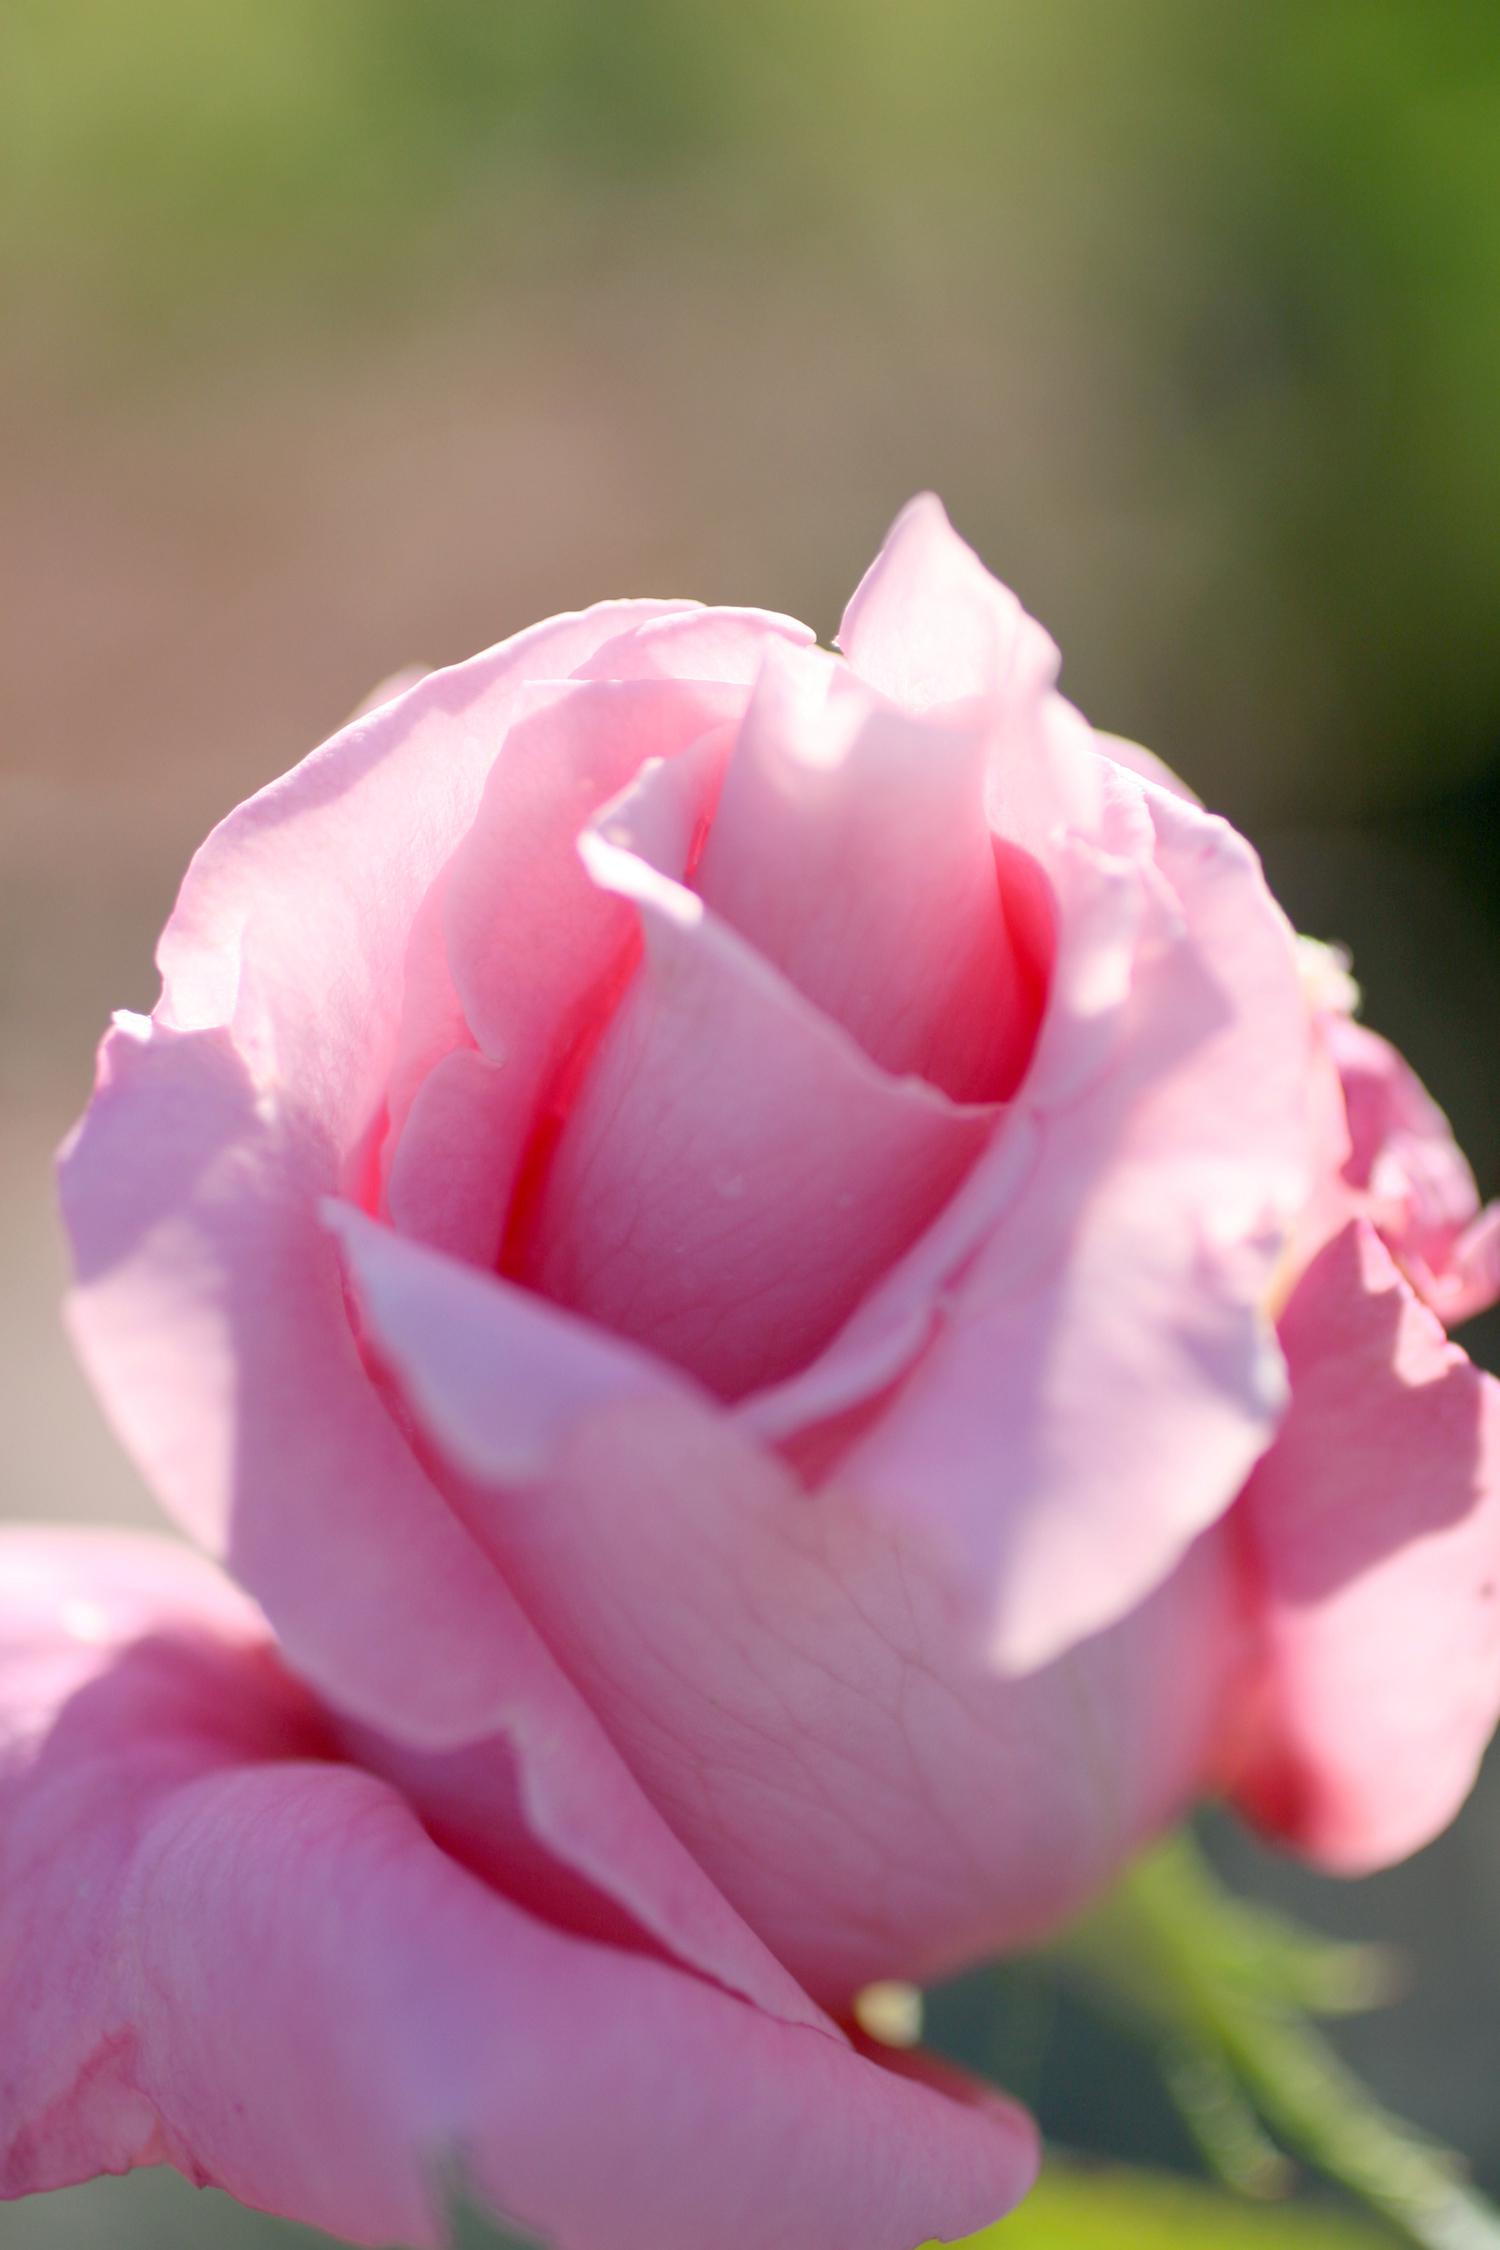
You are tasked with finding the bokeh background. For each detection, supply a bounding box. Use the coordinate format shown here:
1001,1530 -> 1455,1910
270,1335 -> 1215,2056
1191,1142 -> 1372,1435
6,3 -> 1500,2242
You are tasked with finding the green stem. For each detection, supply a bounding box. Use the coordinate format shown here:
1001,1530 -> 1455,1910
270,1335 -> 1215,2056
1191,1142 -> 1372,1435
1052,1833 -> 1500,2250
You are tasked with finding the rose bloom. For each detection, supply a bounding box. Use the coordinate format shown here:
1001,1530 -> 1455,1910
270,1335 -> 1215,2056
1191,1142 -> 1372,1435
5,498 -> 1500,2249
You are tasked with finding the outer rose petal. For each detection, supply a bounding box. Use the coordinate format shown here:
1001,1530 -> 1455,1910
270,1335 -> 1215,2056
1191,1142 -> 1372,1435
572,603 -> 814,682
156,600 -> 700,1136
1327,1015 -> 1500,1327
1232,1221 -> 1500,1871
376,611 -> 810,1238
58,1023 -> 827,2034
1094,731 -> 1200,804
0,1529 -> 1037,2250
337,1218 -> 1247,2003
0,1528 -> 331,2193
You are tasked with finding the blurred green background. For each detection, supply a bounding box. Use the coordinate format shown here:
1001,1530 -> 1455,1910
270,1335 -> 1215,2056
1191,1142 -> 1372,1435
6,3 -> 1500,2244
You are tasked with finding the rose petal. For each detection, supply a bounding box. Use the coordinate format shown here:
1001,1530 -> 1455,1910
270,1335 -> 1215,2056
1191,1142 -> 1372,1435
326,1200 -> 697,1479
735,811 -> 1136,1451
385,1044 -> 524,1265
58,1024 -> 828,2030
156,600 -> 699,1145
379,867 -> 475,1192
1095,731 -> 1201,804
692,645 -> 1028,1101
522,769 -> 996,1397
1328,1015 -> 1500,1327
0,1528 -> 1037,2250
838,492 -> 1059,714
803,775 -> 1311,1672
1232,1220 -> 1500,1871
340,1225 -> 1245,2003
444,674 -> 748,1071
381,673 -> 758,1266
372,611 -> 806,1215
574,603 -> 813,681
732,605 -> 1155,1453
0,1527 -> 329,2193
1439,1206 -> 1500,1330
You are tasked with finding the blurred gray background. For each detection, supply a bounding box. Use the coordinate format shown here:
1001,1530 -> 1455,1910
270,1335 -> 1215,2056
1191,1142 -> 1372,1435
5,4 -> 1500,2242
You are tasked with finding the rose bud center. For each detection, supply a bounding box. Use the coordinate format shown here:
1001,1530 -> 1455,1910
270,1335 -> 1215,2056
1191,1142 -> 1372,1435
507,648 -> 1043,1399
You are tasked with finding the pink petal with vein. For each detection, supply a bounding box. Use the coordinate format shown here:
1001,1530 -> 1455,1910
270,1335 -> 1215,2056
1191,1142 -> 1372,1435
0,1528 -> 1036,2249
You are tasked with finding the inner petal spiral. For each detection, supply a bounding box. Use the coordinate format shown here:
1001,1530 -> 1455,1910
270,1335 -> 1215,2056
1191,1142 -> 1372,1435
513,650 -> 1028,1399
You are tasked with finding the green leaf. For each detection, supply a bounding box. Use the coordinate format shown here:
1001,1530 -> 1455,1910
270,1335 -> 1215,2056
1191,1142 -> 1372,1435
943,2158 -> 1396,2249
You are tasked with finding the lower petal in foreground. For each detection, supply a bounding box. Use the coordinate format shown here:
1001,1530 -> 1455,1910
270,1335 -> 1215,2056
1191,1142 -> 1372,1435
336,1217 -> 1244,2006
0,1529 -> 1036,2250
62,1024 -> 829,2032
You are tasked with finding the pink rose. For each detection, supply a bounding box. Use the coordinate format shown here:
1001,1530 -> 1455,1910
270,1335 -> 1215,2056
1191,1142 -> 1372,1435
7,497 -> 1500,2247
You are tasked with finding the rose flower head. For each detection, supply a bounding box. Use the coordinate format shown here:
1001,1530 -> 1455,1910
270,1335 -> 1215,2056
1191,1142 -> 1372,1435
4,497 -> 1499,2249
